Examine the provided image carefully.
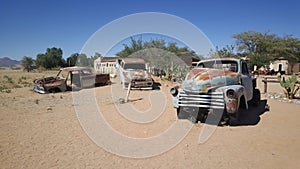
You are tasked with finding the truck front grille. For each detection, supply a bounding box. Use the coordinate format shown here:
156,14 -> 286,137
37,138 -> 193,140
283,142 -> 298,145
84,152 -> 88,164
178,90 -> 225,109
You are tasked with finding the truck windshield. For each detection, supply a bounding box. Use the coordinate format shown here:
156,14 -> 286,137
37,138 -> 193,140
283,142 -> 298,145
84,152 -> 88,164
197,60 -> 238,72
124,63 -> 146,70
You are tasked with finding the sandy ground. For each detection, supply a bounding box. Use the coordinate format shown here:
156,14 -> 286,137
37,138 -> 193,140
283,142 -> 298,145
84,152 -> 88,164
1,71 -> 300,169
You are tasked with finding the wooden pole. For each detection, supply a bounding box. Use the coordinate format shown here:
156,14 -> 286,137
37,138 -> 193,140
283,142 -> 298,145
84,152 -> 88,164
263,77 -> 267,93
125,81 -> 131,102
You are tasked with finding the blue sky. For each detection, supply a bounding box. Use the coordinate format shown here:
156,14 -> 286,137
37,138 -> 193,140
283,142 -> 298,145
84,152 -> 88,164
0,0 -> 299,60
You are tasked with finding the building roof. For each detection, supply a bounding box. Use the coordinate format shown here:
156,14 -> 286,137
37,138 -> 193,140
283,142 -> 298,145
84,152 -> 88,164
199,57 -> 244,62
95,56 -> 119,62
122,58 -> 145,64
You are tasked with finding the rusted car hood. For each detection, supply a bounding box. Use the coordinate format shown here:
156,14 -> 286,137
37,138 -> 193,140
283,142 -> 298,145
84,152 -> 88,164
183,68 -> 240,92
123,69 -> 151,80
34,76 -> 64,86
33,76 -> 66,92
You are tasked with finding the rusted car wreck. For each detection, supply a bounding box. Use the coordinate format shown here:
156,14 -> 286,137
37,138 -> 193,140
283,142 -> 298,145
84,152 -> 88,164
118,58 -> 153,89
33,66 -> 110,94
170,58 -> 260,125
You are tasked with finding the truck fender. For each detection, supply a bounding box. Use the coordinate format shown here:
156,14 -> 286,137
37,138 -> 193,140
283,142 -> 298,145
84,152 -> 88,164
223,85 -> 248,114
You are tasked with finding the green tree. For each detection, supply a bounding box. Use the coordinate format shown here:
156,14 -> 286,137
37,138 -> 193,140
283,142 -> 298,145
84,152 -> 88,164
166,42 -> 178,54
36,53 -> 46,68
248,54 -> 272,70
45,47 -> 65,68
233,30 -> 263,54
215,45 -> 236,58
233,31 -> 300,63
21,56 -> 35,72
144,39 -> 166,49
76,53 -> 89,66
66,52 -> 101,67
66,53 -> 79,67
116,36 -> 194,58
233,30 -> 300,72
89,52 -> 102,66
36,47 -> 65,69
117,37 -> 144,58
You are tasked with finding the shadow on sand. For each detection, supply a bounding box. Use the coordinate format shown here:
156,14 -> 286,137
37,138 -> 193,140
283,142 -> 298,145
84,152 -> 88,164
177,99 -> 270,126
152,81 -> 161,90
237,99 -> 269,126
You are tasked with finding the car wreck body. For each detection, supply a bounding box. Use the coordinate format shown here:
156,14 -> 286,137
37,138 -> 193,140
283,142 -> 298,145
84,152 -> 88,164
118,58 -> 153,89
33,66 -> 110,94
170,58 -> 260,124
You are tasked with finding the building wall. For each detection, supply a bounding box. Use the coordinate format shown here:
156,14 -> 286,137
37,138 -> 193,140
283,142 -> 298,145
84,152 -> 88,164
272,60 -> 289,74
94,58 -> 117,75
271,60 -> 300,74
291,63 -> 300,74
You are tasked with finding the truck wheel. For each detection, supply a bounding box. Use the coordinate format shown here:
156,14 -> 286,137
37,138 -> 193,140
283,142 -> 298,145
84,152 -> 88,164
220,113 -> 230,126
177,107 -> 200,123
197,111 -> 207,123
251,89 -> 261,107
228,114 -> 239,126
229,96 -> 246,126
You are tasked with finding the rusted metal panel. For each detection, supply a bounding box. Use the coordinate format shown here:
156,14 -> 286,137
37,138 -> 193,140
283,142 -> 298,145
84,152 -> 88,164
183,68 -> 240,93
187,68 -> 238,81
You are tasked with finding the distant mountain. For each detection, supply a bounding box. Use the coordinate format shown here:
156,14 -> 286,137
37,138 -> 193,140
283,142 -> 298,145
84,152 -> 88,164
0,57 -> 21,67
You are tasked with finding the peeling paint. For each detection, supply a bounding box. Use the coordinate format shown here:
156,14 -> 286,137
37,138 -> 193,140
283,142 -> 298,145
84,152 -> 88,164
183,68 -> 240,92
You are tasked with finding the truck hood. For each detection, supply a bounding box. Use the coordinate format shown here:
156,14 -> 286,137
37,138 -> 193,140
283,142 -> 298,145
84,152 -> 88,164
123,69 -> 151,80
183,68 -> 240,92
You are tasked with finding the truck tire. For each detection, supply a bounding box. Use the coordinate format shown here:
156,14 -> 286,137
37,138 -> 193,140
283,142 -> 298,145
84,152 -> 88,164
228,114 -> 239,126
250,89 -> 261,107
229,96 -> 246,126
177,107 -> 200,123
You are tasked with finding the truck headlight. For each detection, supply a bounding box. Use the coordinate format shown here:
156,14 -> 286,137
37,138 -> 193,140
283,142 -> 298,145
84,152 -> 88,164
226,89 -> 235,98
170,87 -> 178,97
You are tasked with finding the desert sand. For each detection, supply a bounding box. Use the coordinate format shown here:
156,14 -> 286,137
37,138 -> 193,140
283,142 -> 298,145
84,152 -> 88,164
1,70 -> 300,169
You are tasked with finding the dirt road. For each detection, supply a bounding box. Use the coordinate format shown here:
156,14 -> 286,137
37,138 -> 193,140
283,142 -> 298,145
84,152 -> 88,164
0,76 -> 299,169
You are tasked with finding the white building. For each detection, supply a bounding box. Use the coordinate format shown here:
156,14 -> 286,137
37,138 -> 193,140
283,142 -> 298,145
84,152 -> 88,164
94,57 -> 118,77
271,58 -> 300,74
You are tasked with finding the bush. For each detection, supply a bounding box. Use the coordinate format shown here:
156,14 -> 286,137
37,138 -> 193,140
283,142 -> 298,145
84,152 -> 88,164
3,75 -> 13,83
0,85 -> 11,93
278,73 -> 300,99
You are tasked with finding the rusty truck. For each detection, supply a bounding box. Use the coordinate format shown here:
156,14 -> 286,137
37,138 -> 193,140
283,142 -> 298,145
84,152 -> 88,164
170,58 -> 260,125
118,58 -> 153,90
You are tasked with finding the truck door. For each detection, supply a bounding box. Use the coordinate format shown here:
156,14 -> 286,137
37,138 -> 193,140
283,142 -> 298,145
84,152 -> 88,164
240,61 -> 253,101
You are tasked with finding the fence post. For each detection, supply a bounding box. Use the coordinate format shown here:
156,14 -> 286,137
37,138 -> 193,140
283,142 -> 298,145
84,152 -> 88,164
263,77 -> 267,93
125,81 -> 131,102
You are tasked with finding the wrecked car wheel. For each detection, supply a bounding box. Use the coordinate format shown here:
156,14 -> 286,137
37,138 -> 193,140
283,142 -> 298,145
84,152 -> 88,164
48,88 -> 61,93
